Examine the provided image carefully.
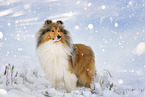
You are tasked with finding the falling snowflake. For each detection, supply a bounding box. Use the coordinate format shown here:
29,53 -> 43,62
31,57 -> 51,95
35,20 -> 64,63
74,25 -> 79,30
8,23 -> 11,26
18,48 -> 23,51
88,3 -> 92,7
76,1 -> 80,5
135,42 -> 145,55
102,49 -> 105,52
114,23 -> 118,27
0,32 -> 3,39
101,5 -> 106,9
128,1 -> 133,6
88,24 -> 93,30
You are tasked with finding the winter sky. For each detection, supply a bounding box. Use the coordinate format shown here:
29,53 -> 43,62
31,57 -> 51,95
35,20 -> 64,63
0,0 -> 145,90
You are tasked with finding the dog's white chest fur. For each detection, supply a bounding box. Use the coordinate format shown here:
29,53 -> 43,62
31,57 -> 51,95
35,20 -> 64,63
36,41 -> 72,82
36,40 -> 77,92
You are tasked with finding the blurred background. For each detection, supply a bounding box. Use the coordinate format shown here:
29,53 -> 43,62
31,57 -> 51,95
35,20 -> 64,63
0,0 -> 145,90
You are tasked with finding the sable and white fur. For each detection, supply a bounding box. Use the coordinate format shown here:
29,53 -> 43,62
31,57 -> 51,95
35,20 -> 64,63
36,41 -> 77,92
36,20 -> 96,92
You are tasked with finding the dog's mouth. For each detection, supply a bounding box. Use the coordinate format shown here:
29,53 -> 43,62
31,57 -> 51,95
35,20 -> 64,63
54,37 -> 61,42
52,35 -> 61,42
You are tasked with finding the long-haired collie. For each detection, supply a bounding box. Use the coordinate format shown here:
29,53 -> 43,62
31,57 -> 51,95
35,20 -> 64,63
36,20 -> 96,92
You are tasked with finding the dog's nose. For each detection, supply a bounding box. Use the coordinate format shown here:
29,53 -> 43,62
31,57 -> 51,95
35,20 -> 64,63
57,35 -> 61,39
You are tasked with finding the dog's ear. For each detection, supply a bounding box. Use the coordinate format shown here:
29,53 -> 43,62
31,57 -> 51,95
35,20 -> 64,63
57,20 -> 63,25
45,20 -> 52,25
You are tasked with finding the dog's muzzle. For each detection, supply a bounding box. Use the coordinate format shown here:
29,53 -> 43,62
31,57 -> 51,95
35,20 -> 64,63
55,35 -> 61,41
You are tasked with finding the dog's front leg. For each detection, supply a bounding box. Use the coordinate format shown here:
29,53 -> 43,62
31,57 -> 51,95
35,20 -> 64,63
64,71 -> 77,92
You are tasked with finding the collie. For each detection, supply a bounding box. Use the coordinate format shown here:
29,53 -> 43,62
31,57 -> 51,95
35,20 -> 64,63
36,20 -> 96,92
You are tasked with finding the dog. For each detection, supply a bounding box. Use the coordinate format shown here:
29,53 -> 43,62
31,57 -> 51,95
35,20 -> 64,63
36,20 -> 96,92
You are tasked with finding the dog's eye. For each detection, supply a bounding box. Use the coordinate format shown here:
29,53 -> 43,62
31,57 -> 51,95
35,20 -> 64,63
58,31 -> 60,32
52,30 -> 54,32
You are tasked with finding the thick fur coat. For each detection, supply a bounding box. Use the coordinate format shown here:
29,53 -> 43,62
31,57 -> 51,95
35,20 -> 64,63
36,20 -> 96,92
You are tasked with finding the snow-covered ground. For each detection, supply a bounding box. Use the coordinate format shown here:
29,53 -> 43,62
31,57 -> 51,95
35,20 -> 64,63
0,0 -> 145,97
0,64 -> 144,97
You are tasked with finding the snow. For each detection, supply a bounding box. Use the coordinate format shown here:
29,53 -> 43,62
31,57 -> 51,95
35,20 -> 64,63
0,32 -> 3,39
0,0 -> 145,97
101,5 -> 106,9
114,23 -> 118,27
135,42 -> 145,55
18,48 -> 23,51
7,23 -> 11,26
76,1 -> 80,5
88,3 -> 92,7
128,1 -> 133,6
0,63 -> 144,97
118,79 -> 124,84
88,24 -> 93,30
0,89 -> 7,96
75,25 -> 79,30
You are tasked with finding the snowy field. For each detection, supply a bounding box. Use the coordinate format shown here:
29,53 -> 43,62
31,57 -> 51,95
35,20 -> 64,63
0,0 -> 145,97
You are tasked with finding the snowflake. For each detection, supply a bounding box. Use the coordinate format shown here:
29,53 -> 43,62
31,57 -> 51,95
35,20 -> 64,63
18,48 -> 23,51
74,25 -> 79,30
128,1 -> 133,6
88,24 -> 93,30
101,5 -> 106,9
136,42 -> 145,55
0,32 -> 3,39
114,23 -> 118,27
88,3 -> 92,7
76,1 -> 80,5
8,23 -> 11,26
102,49 -> 105,52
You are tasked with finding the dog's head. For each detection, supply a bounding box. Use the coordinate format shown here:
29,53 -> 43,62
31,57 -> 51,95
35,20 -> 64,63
36,20 -> 71,47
